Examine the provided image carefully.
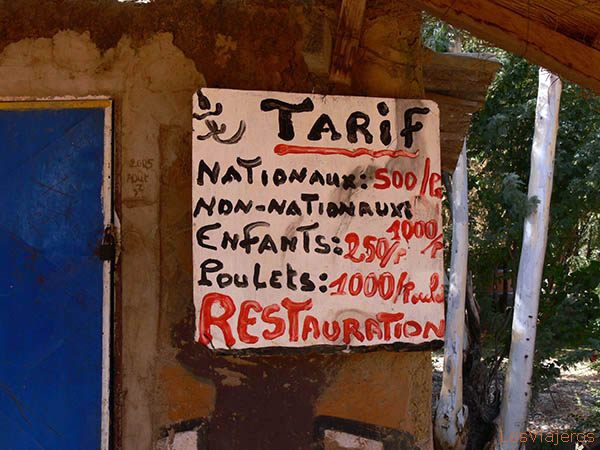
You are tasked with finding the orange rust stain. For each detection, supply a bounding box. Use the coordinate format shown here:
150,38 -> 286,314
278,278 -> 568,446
159,365 -> 216,423
314,351 -> 412,430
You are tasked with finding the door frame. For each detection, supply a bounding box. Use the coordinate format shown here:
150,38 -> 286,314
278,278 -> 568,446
0,97 -> 114,450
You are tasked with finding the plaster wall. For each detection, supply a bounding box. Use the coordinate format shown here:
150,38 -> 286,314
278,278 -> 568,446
0,2 -> 434,449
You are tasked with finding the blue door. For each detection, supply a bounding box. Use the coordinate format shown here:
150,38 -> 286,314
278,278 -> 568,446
0,102 -> 111,450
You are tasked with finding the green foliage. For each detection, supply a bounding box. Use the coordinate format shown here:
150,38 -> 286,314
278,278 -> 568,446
421,13 -> 497,53
573,386 -> 600,433
422,15 -> 600,393
469,53 -> 600,389
501,173 -> 539,219
422,16 -> 460,52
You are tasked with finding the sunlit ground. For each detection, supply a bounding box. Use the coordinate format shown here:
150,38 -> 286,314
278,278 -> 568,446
431,354 -> 600,434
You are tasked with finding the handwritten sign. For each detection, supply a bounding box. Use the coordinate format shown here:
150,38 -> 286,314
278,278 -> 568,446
192,88 -> 444,351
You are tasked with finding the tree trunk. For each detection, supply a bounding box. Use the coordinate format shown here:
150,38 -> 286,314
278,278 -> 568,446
435,141 -> 469,450
464,269 -> 502,450
491,68 -> 562,449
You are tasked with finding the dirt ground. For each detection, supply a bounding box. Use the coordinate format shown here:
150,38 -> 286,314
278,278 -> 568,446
432,355 -> 600,433
527,362 -> 600,434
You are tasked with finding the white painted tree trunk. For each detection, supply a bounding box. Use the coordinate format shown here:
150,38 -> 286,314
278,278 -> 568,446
434,142 -> 469,450
492,68 -> 562,450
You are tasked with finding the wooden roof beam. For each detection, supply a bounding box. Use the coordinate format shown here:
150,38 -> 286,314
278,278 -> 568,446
329,0 -> 367,86
416,0 -> 600,92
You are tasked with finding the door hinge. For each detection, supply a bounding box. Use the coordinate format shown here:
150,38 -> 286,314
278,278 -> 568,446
96,225 -> 116,262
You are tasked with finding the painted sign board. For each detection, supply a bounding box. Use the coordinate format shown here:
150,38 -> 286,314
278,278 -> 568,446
192,88 -> 444,352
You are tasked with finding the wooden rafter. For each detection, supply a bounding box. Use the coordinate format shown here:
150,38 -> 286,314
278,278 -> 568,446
416,0 -> 600,92
329,0 -> 367,86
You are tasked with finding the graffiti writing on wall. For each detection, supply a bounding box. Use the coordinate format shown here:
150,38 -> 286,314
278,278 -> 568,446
192,88 -> 444,352
127,158 -> 154,198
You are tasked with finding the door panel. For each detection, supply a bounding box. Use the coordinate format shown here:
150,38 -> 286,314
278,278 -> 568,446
0,104 -> 110,450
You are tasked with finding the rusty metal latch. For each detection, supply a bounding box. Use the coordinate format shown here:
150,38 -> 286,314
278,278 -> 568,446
95,225 -> 116,261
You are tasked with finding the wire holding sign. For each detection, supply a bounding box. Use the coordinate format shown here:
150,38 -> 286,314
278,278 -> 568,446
192,88 -> 444,352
